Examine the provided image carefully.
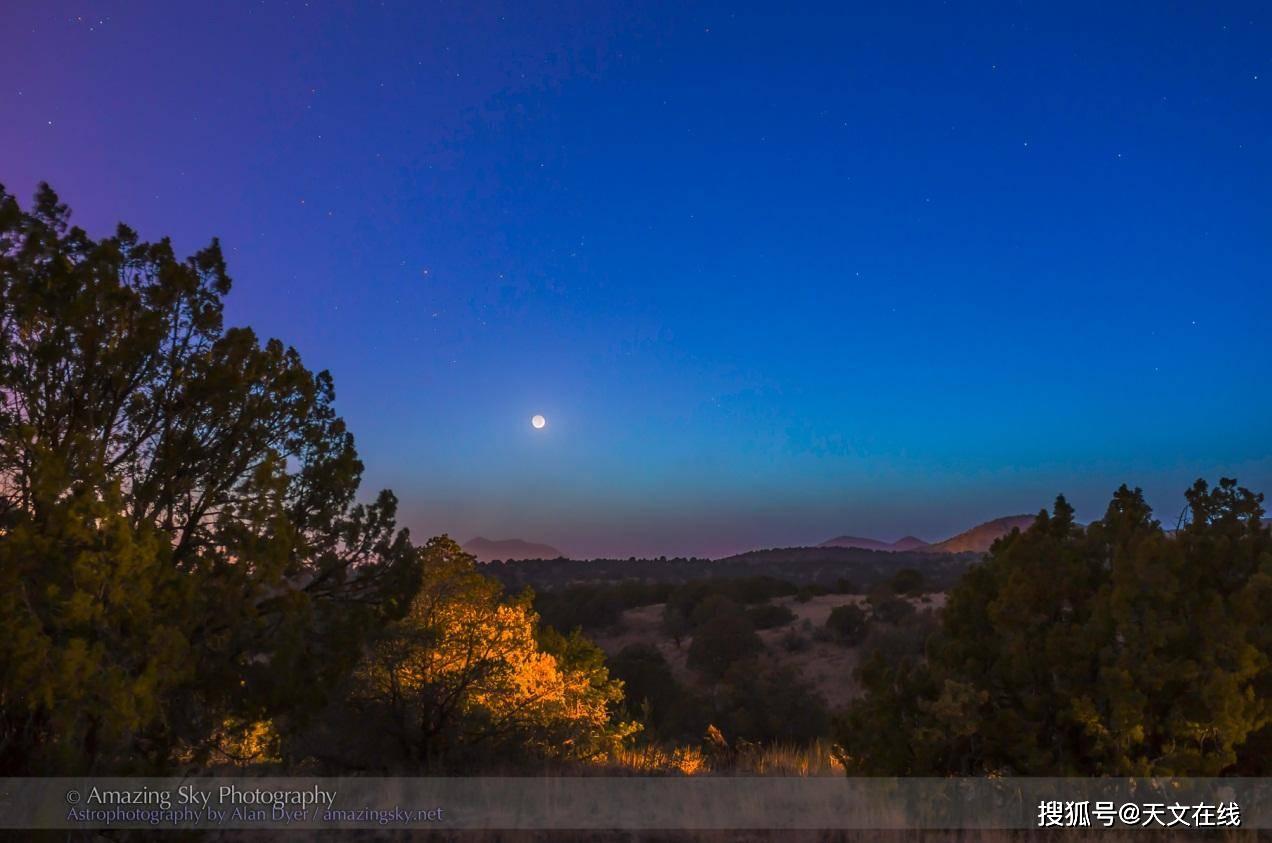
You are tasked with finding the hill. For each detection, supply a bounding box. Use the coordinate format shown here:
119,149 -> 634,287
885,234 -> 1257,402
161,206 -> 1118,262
929,514 -> 1035,553
890,535 -> 931,551
462,537 -> 563,563
818,535 -> 930,552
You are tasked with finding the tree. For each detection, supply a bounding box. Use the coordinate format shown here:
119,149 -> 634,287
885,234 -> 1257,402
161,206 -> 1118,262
660,603 -> 692,649
835,482 -> 1272,776
868,594 -> 916,625
825,603 -> 868,645
747,602 -> 797,630
0,185 -> 420,773
890,568 -> 925,596
687,600 -> 762,680
709,664 -> 830,744
337,537 -> 636,769
608,643 -> 699,740
834,578 -> 861,594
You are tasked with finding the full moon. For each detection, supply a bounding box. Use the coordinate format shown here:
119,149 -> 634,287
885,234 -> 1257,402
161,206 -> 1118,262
531,414 -> 547,429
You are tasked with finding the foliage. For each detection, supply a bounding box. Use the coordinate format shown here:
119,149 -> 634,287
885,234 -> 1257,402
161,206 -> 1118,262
660,601 -> 693,649
686,599 -> 762,679
859,608 -> 939,664
747,602 -> 797,630
825,603 -> 869,645
328,537 -> 637,769
707,664 -> 830,744
836,481 -> 1272,776
665,576 -> 798,620
488,548 -> 967,594
0,185 -> 419,774
658,577 -> 800,648
890,568 -> 926,596
780,629 -> 812,652
868,593 -> 917,625
834,577 -> 861,594
607,643 -> 701,741
795,584 -> 828,602
534,580 -> 675,634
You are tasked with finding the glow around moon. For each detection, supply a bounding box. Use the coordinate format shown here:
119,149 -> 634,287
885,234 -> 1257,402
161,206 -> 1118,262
531,414 -> 547,429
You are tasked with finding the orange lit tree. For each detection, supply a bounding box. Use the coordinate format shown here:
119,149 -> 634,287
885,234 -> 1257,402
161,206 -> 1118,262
338,536 -> 637,769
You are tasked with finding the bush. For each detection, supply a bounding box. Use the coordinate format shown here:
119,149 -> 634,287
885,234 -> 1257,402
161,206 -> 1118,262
825,603 -> 868,645
687,609 -> 762,679
708,664 -> 830,743
834,578 -> 861,594
747,602 -> 797,630
298,538 -> 637,771
859,609 -> 939,664
690,594 -> 745,627
780,629 -> 811,653
661,603 -> 692,648
868,594 -> 916,625
795,584 -> 827,603
890,568 -> 926,596
608,643 -> 699,740
663,577 -> 799,628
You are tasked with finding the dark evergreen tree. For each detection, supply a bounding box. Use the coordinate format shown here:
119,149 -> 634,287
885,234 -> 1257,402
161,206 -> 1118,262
0,185 -> 421,773
835,482 -> 1271,776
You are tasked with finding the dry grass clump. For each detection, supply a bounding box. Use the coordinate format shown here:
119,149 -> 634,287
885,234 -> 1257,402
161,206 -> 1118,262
602,737 -> 843,777
604,743 -> 709,775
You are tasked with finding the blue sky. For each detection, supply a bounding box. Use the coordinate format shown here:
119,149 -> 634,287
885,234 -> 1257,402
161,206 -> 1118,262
3,1 -> 1270,556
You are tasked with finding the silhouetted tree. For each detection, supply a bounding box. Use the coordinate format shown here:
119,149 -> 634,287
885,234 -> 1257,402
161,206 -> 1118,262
608,642 -> 701,740
710,664 -> 830,744
747,602 -> 797,630
0,185 -> 420,773
868,594 -> 916,625
835,482 -> 1272,776
660,603 -> 691,649
825,603 -> 868,645
687,600 -> 762,680
890,568 -> 925,596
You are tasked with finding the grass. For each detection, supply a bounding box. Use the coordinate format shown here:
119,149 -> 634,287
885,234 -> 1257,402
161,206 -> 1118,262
599,738 -> 844,777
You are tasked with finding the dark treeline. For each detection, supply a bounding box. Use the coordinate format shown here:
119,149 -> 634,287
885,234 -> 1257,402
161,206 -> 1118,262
487,547 -> 974,593
530,568 -> 935,636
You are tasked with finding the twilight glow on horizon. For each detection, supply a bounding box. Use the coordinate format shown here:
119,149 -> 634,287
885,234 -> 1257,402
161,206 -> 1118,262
3,2 -> 1269,558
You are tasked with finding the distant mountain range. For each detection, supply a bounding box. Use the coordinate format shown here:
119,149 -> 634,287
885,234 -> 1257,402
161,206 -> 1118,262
819,535 -> 931,552
467,514 -> 1268,568
462,537 -> 563,563
469,513 -> 1038,565
819,514 -> 1036,556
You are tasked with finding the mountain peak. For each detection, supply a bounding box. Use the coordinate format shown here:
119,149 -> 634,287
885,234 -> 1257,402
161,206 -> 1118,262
890,535 -> 931,551
462,537 -> 563,563
818,534 -> 930,552
929,515 -> 1035,554
815,514 -> 1041,556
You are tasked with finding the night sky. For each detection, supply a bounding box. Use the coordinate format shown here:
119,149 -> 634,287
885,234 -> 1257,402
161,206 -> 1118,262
4,2 -> 1270,558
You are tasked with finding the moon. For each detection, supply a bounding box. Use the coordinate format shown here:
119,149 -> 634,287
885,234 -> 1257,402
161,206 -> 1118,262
531,414 -> 547,429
